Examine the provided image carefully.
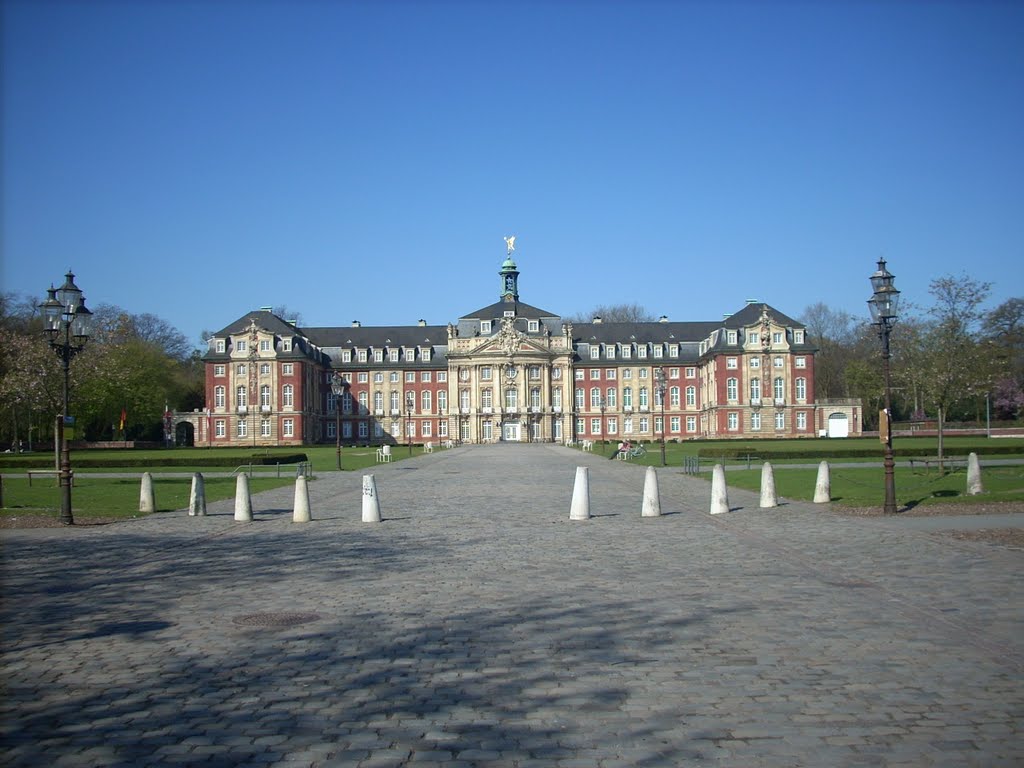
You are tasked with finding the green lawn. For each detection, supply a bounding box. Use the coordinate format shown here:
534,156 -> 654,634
0,474 -> 295,521
714,464 -> 1024,508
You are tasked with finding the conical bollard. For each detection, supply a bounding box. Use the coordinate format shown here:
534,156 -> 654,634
569,467 -> 591,520
759,462 -> 778,508
139,471 -> 156,514
234,473 -> 253,522
710,463 -> 729,515
966,452 -> 984,496
292,475 -> 312,523
362,474 -> 382,522
813,461 -> 831,503
641,466 -> 662,517
188,472 -> 207,517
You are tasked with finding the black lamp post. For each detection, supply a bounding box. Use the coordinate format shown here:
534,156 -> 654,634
39,271 -> 93,526
868,258 -> 901,515
406,391 -> 415,456
599,397 -> 607,454
331,372 -> 346,470
654,367 -> 667,466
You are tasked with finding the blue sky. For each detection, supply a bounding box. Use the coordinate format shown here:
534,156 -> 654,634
3,0 -> 1022,349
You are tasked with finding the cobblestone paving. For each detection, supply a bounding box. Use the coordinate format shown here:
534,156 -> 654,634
2,444 -> 1021,767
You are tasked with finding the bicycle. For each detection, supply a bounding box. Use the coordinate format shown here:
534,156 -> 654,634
617,443 -> 647,460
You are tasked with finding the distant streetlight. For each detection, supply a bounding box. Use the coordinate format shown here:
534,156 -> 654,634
654,367 -> 667,466
331,372 -> 346,470
599,397 -> 607,454
39,271 -> 93,526
406,391 -> 415,456
868,258 -> 901,515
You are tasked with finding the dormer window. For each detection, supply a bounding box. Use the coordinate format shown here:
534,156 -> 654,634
747,332 -> 760,345
236,339 -> 247,352
652,345 -> 663,358
590,346 -> 600,360
260,339 -> 271,352
341,350 -> 352,363
669,344 -> 679,357
373,349 -> 383,363
390,349 -> 399,362
481,320 -> 492,334
638,345 -> 648,359
282,339 -> 292,352
528,320 -> 539,333
357,349 -> 367,363
794,329 -> 804,344
405,347 -> 414,360
622,346 -> 631,359
727,331 -> 737,345
421,348 -> 431,361
216,339 -> 225,353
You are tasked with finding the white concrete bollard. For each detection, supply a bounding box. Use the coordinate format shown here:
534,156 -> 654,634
188,472 -> 207,517
966,452 -> 984,496
641,466 -> 662,517
813,461 -> 831,503
362,474 -> 382,522
759,462 -> 778,508
292,475 -> 312,523
569,467 -> 591,520
362,475 -> 382,524
710,464 -> 729,515
139,471 -> 156,514
234,473 -> 253,522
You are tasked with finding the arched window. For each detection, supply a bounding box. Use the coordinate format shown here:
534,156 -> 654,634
726,378 -> 738,402
685,386 -> 696,407
236,385 -> 247,408
639,387 -> 649,408
605,387 -> 617,407
750,378 -> 761,402
670,386 -> 680,407
530,387 -> 541,407
774,377 -> 785,401
796,377 -> 807,401
590,387 -> 601,407
260,385 -> 271,407
283,384 -> 294,407
421,390 -> 432,412
373,391 -> 383,411
214,386 -> 225,408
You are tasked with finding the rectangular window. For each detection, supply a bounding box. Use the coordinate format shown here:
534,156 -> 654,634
590,346 -> 600,360
439,420 -> 448,437
215,419 -> 225,438
421,371 -> 432,382
775,411 -> 785,430
374,372 -> 384,383
670,416 -> 680,433
261,419 -> 271,437
282,363 -> 294,375
216,340 -> 226,353
773,332 -> 783,344
481,366 -> 492,380
237,364 -> 247,376
576,418 -> 585,436
623,416 -> 633,434
260,363 -> 270,375
406,372 -> 415,382
260,339 -> 271,352
358,421 -> 368,438
214,364 -> 225,376
481,320 -> 491,334
794,330 -> 804,344
482,421 -> 492,440
795,357 -> 806,368
283,418 -> 294,437
357,350 -> 367,362
637,346 -> 647,359
669,344 -> 678,358
236,339 -> 247,352
341,350 -> 352,363
797,411 -> 807,430
606,369 -> 616,380
342,422 -> 352,438
373,350 -> 383,363
726,357 -> 738,369
590,369 -> 601,380
529,366 -> 541,380
686,416 -> 696,433
575,369 -> 585,380
607,418 -> 617,435
726,378 -> 738,401
357,372 -> 368,383
237,419 -> 247,438
606,347 -> 615,360
639,417 -> 649,434
727,331 -> 737,344
590,418 -> 602,435
639,368 -> 648,379
655,416 -> 664,434
748,332 -> 760,345
669,368 -> 679,379
751,412 -> 761,431
621,346 -> 631,359
685,367 -> 696,378
652,345 -> 663,358
727,412 -> 739,431
774,356 -> 784,368
750,357 -> 760,368
437,371 -> 447,382
528,320 -> 539,332
390,372 -> 399,383
326,421 -> 336,438
282,339 -> 291,352
390,349 -> 400,362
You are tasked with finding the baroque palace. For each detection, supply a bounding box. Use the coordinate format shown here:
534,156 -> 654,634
179,252 -> 861,447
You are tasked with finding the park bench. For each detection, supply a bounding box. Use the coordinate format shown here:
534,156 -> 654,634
906,457 -> 967,472
26,469 -> 74,486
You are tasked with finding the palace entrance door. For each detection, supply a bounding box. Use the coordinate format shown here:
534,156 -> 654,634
502,421 -> 520,442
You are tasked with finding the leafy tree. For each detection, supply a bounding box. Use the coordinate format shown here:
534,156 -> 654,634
914,275 -> 998,465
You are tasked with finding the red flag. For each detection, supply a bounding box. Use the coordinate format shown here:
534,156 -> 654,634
119,408 -> 127,431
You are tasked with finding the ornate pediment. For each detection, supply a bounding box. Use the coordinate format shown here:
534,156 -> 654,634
496,317 -> 524,357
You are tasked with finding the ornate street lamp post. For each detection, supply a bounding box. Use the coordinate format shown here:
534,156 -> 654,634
599,397 -> 607,454
406,391 -> 415,456
654,367 -> 667,466
38,271 -> 93,526
331,372 -> 346,471
868,258 -> 901,515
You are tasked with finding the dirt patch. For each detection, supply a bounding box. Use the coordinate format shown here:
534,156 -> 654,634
933,528 -> 1024,550
837,501 -> 1024,518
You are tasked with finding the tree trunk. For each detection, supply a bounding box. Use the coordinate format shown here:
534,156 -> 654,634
937,405 -> 945,473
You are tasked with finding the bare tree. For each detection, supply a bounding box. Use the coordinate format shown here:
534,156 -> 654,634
799,302 -> 858,399
566,303 -> 655,324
